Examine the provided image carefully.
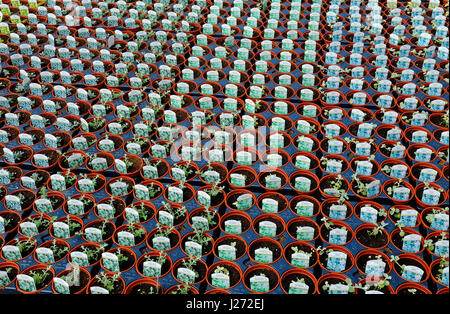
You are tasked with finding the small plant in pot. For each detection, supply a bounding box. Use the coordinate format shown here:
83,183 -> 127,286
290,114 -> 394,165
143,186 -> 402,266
385,179 -> 413,203
355,222 -> 390,249
431,258 -> 449,287
197,183 -> 225,207
101,247 -> 136,274
357,274 -> 393,294
16,265 -> 55,293
189,207 -> 219,232
33,187 -> 64,214
390,222 -> 424,254
170,161 -> 198,181
182,230 -> 213,258
390,255 -> 428,283
351,174 -> 381,199
21,213 -> 55,238
141,158 -> 169,180
147,224 -> 180,252
34,239 -> 69,264
114,155 -> 142,176
77,174 -> 104,194
157,202 -> 187,228
173,255 -> 207,285
124,202 -> 155,225
423,207 -> 449,232
137,248 -> 173,279
114,223 -> 146,248
95,196 -> 125,221
89,272 -> 124,294
51,215 -> 82,240
48,171 -> 77,192
1,237 -> 37,262
319,217 -> 352,246
69,243 -> 107,268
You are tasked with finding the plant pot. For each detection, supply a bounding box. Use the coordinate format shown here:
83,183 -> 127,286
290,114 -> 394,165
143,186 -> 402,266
0,262 -> 21,291
124,278 -> 163,295
0,211 -> 21,238
172,256 -> 208,285
225,189 -> 257,211
242,264 -> 280,294
187,207 -> 220,233
32,191 -> 65,215
100,246 -> 137,274
390,227 -> 425,255
421,207 -> 449,234
219,211 -> 252,236
288,170 -> 319,195
79,219 -> 115,246
227,166 -> 257,189
283,240 -> 319,271
1,236 -> 37,263
86,272 -> 126,294
318,245 -> 355,274
383,179 -> 415,205
75,173 -> 106,195
288,195 -> 321,218
415,182 -> 448,208
206,261 -> 243,290
180,231 -> 214,258
135,251 -> 173,279
392,253 -> 430,284
146,226 -> 181,252
319,220 -> 354,246
15,264 -> 55,294
51,267 -> 91,294
94,197 -> 126,221
3,189 -> 36,213
350,176 -> 383,201
165,284 -> 199,294
105,176 -> 135,198
257,168 -> 289,191
58,150 -> 88,171
395,282 -> 432,294
354,249 -> 393,279
62,193 -> 95,218
252,214 -> 286,239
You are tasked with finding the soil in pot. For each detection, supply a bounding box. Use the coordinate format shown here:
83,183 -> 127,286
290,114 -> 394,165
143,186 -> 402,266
284,243 -> 318,267
356,253 -> 391,276
249,239 -> 282,263
137,253 -> 172,278
281,271 -> 316,294
220,213 -> 251,234
0,263 -> 19,288
126,281 -> 162,294
319,251 -> 353,274
0,211 -> 21,234
56,269 -> 90,294
355,227 -> 389,248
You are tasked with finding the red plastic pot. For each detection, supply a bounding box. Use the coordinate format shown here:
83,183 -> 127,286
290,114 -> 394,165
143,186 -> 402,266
354,249 -> 392,278
242,264 -> 280,294
383,179 -> 415,205
318,245 -> 355,274
15,264 -> 55,294
86,272 -> 126,294
319,220 -> 354,246
171,256 -> 208,285
219,211 -> 252,236
317,272 -> 354,295
146,226 -> 181,252
135,251 -> 173,279
283,241 -> 319,270
389,227 -> 425,255
414,182 -> 448,208
392,254 -> 430,284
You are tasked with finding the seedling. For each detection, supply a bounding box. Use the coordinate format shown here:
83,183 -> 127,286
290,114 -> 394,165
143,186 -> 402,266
48,239 -> 69,260
425,207 -> 449,224
94,272 -> 122,293
29,265 -> 53,287
322,278 -> 363,293
367,221 -> 388,237
187,230 -> 211,247
169,284 -> 191,294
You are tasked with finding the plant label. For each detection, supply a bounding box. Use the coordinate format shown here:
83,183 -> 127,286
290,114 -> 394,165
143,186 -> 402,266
97,204 -> 115,220
235,194 -> 253,210
296,201 -> 314,216
430,213 -> 449,231
2,245 -> 22,261
366,180 -> 381,197
90,286 -> 109,294
414,148 -> 432,162
185,241 -> 202,257
254,247 -> 273,263
422,188 -> 441,205
152,236 -> 171,251
402,234 -> 422,253
360,206 -> 378,224
329,283 -> 349,294
143,165 -> 158,179
224,219 -> 241,234
296,226 -> 315,241
434,240 -> 449,257
262,198 -> 278,213
289,280 -> 309,294
67,199 -> 84,216
399,209 -> 418,227
134,184 -> 150,201
327,251 -> 347,272
329,228 -> 347,245
158,210 -> 174,227
250,275 -> 269,293
53,277 -> 70,294
110,181 -> 128,196
402,265 -> 424,282
102,252 -> 120,272
365,259 -> 386,277
20,221 -> 39,237
84,227 -> 103,243
390,164 -> 408,179
53,221 -> 71,239
218,244 -> 236,260
328,140 -> 343,154
419,168 -> 438,183
192,216 -> 209,231
329,204 -> 347,220
292,252 -> 310,268
0,270 -> 11,287
294,176 -> 311,192
17,274 -> 37,292
35,198 -> 53,213
117,231 -> 135,247
393,187 -> 411,201
36,247 -> 55,264
177,267 -> 196,284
